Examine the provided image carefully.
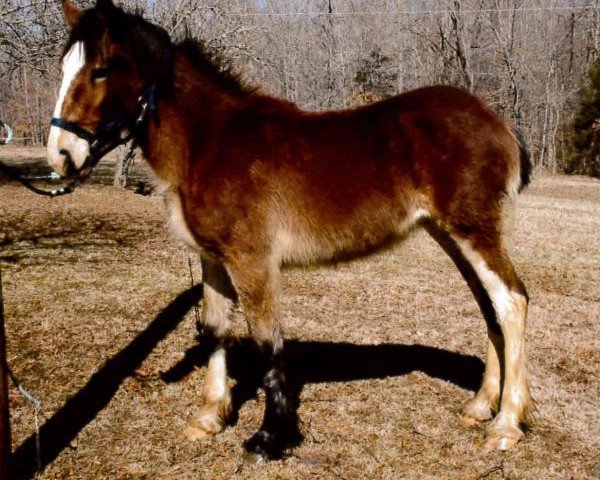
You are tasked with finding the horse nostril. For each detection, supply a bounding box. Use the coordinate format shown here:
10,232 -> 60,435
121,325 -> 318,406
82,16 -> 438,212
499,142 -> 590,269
59,149 -> 77,177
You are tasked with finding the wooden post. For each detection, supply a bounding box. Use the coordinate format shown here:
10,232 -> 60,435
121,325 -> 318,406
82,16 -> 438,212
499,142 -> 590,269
0,266 -> 12,479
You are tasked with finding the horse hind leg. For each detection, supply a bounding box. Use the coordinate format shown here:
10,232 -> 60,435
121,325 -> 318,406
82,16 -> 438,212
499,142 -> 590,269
425,221 -> 533,450
186,256 -> 236,439
425,222 -> 502,418
464,329 -> 502,421
459,238 -> 533,451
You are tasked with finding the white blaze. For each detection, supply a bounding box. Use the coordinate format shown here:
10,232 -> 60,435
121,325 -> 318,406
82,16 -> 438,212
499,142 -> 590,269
47,42 -> 90,174
54,42 -> 86,116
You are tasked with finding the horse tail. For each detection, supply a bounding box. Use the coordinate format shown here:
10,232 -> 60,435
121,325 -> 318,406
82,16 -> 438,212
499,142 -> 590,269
513,128 -> 533,193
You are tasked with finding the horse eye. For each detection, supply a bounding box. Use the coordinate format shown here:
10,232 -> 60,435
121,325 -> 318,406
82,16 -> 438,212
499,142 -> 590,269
91,67 -> 110,81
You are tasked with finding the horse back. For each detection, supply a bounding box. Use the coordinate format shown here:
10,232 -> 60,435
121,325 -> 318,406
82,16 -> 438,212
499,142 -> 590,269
182,85 -> 522,264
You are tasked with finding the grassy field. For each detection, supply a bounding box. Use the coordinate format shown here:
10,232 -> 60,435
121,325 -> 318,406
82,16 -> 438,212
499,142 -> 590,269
0,148 -> 598,479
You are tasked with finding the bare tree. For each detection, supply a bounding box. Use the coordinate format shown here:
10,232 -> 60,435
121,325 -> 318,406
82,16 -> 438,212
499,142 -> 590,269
1,0 -> 599,177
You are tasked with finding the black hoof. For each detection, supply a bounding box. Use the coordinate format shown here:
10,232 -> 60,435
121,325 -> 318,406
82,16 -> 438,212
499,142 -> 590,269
243,430 -> 283,460
243,421 -> 303,461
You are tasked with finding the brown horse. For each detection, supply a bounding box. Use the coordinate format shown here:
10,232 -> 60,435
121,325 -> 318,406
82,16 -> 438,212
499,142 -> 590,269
47,0 -> 534,460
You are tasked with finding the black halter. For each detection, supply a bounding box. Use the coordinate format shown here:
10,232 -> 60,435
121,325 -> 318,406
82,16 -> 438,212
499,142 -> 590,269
0,85 -> 157,198
50,84 -> 157,180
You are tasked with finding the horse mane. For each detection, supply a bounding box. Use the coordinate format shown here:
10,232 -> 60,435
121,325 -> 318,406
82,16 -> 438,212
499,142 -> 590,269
175,39 -> 255,95
66,3 -> 254,96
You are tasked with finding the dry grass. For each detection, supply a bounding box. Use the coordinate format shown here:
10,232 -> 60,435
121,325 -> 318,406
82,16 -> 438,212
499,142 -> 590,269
1,154 -> 598,479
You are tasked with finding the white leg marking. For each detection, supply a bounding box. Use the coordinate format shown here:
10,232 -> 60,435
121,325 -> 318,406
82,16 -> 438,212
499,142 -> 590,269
186,346 -> 232,439
205,348 -> 228,403
455,238 -> 514,322
475,263 -> 514,320
464,332 -> 501,421
454,238 -> 531,450
185,256 -> 234,440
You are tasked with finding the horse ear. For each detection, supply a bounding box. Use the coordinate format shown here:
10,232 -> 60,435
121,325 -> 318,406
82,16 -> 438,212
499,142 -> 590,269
96,0 -> 117,12
63,0 -> 81,28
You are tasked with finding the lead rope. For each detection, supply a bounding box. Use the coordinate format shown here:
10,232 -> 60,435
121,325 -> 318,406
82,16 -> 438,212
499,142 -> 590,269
0,119 -> 73,196
0,160 -> 76,197
0,122 -> 135,475
0,265 -> 42,474
0,139 -> 138,198
7,367 -> 42,473
2,84 -> 153,199
1,125 -> 43,472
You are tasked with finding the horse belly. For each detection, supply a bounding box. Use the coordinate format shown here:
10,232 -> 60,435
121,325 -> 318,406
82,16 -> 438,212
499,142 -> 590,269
273,205 -> 429,266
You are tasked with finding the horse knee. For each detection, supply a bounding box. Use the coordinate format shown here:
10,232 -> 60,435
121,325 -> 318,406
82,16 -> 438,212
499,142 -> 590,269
200,256 -> 236,335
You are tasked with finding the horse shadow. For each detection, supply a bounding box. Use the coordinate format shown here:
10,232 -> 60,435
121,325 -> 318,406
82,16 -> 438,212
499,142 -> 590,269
161,335 -> 484,428
12,285 -> 483,479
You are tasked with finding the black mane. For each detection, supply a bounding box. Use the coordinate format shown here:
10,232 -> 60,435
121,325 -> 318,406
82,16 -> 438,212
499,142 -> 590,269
176,39 -> 254,94
64,3 -> 252,95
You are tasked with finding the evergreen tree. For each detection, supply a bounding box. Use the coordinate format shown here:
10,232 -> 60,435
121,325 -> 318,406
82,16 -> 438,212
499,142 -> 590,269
564,58 -> 600,177
353,48 -> 398,104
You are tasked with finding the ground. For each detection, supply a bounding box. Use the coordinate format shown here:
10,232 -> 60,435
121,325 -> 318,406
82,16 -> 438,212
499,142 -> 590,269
0,147 -> 598,479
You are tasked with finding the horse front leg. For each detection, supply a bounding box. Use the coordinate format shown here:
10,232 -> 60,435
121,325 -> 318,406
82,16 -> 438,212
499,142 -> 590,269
228,256 -> 301,460
186,256 -> 236,438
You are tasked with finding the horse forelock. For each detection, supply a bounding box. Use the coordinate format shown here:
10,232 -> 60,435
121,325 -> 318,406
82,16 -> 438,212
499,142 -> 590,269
61,3 -> 251,96
62,8 -> 108,64
62,5 -> 173,86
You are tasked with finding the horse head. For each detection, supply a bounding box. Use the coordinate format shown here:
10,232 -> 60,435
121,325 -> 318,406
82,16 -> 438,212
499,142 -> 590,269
47,0 -> 171,180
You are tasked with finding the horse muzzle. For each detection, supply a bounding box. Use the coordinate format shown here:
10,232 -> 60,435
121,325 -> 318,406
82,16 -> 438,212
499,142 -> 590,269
46,85 -> 157,182
47,125 -> 91,178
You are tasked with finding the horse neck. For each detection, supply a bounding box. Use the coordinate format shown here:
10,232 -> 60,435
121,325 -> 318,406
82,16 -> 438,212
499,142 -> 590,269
141,51 -> 246,188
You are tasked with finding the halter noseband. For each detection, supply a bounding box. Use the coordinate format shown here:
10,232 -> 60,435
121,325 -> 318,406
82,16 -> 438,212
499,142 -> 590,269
50,84 -> 157,183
